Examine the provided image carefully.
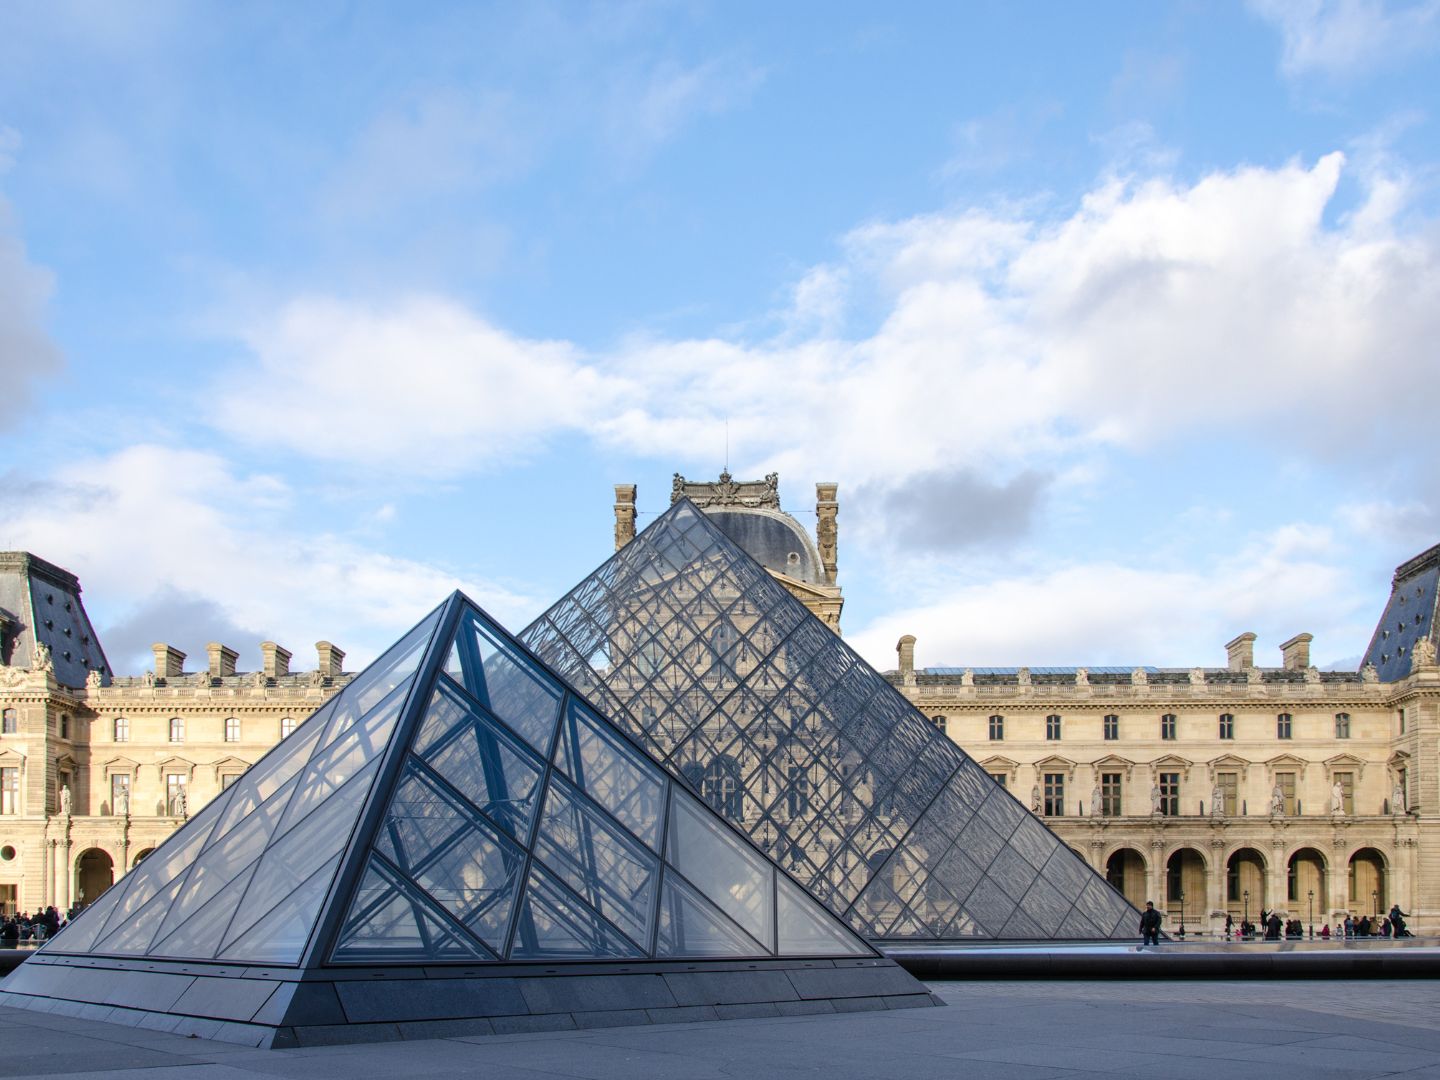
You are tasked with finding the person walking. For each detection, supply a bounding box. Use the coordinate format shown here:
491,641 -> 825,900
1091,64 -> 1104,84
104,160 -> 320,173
1140,901 -> 1162,946
1389,904 -> 1410,938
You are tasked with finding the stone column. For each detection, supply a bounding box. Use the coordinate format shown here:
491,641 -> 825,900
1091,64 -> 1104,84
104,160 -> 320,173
1267,838 -> 1287,915
1207,837 -> 1226,932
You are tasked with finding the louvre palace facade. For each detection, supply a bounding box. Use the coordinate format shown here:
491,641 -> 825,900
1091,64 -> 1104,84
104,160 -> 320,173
613,476 -> 1440,937
0,552 -> 354,917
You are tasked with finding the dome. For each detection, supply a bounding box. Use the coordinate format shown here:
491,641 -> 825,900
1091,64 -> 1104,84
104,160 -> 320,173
704,508 -> 824,585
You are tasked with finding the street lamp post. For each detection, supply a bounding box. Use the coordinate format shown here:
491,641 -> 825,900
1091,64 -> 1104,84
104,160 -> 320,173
1243,889 -> 1250,938
1308,889 -> 1314,939
1373,890 -> 1379,921
1178,890 -> 1186,938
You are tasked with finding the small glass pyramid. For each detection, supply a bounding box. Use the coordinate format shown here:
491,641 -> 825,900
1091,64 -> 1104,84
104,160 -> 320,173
520,499 -> 1137,942
43,596 -> 872,967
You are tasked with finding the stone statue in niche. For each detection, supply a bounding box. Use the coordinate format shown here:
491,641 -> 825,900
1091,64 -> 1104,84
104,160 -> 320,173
59,785 -> 71,817
115,787 -> 129,817
1150,783 -> 1163,816
1270,783 -> 1285,817
1089,785 -> 1102,817
173,787 -> 187,819
1030,784 -> 1042,813
1212,783 -> 1225,818
1393,781 -> 1406,815
1330,779 -> 1346,815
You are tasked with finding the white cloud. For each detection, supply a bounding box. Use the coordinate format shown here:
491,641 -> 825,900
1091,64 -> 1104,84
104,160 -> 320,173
1250,0 -> 1440,77
0,444 -> 537,671
604,56 -> 766,168
845,524 -> 1372,670
212,152 -> 1440,525
211,296 -> 627,474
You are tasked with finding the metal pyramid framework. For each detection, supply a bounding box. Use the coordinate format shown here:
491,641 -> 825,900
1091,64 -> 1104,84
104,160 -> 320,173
519,499 -> 1137,942
0,594 -> 933,1047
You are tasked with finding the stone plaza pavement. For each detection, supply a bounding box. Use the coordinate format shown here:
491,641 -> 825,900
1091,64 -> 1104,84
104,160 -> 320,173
2,978 -> 1440,1079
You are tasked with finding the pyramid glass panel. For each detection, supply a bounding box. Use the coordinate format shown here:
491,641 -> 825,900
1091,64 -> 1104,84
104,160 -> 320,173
520,499 -> 1137,942
654,870 -> 765,958
508,863 -> 646,960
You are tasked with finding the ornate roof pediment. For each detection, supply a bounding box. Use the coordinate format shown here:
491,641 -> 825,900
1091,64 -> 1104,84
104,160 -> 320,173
1150,754 -> 1193,779
1323,752 -> 1367,778
100,755 -> 140,773
1091,753 -> 1135,778
1034,754 -> 1077,775
1207,753 -> 1251,779
155,754 -> 195,775
980,755 -> 1019,771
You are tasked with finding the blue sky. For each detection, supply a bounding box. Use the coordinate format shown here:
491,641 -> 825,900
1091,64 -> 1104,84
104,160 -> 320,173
1,1 -> 1438,677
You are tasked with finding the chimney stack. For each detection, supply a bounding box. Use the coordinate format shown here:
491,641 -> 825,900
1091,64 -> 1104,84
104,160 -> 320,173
152,643 -> 186,679
316,641 -> 345,678
206,642 -> 239,679
1280,633 -> 1313,671
1225,632 -> 1256,671
897,635 -> 916,686
816,483 -> 839,585
260,641 -> 292,680
614,484 -> 637,551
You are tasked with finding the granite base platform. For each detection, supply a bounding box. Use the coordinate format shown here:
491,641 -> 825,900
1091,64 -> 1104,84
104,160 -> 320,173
0,952 -> 941,1047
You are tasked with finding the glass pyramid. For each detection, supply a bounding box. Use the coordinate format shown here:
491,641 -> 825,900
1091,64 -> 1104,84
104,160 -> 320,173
42,594 -> 873,968
519,499 -> 1137,941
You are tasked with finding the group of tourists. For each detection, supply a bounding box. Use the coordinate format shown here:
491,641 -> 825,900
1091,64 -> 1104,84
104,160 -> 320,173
0,906 -> 70,945
1148,903 -> 1415,943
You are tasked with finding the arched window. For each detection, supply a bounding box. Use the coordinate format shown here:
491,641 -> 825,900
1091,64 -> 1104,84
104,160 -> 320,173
0,709 -> 15,735
988,714 -> 1004,740
113,717 -> 129,742
168,717 -> 184,743
280,717 -> 296,739
930,715 -> 947,735
224,717 -> 240,743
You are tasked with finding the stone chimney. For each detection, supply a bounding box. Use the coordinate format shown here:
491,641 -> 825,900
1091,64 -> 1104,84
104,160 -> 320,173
206,642 -> 239,679
897,635 -> 916,686
1280,633 -> 1313,671
614,484 -> 637,551
1225,632 -> 1256,671
316,641 -> 345,678
260,641 -> 292,680
816,483 -> 838,585
152,643 -> 186,679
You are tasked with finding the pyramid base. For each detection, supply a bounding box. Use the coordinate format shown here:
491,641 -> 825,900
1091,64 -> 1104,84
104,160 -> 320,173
0,953 -> 940,1047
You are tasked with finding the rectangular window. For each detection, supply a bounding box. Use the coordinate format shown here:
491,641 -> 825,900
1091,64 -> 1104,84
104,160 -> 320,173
1103,714 -> 1119,740
1101,772 -> 1122,817
786,765 -> 810,818
0,884 -> 14,917
1334,712 -> 1350,739
1399,708 -> 1406,735
1216,772 -> 1238,816
1,709 -> 15,735
110,774 -> 130,814
165,774 -> 187,816
1045,714 -> 1061,740
930,715 -> 946,735
988,773 -> 1007,789
224,717 -> 240,743
1043,773 -> 1065,816
1334,771 -> 1355,815
169,717 -> 184,743
113,717 -> 129,742
1159,772 -> 1180,816
58,714 -> 69,740
221,773 -> 240,791
1276,713 -> 1292,739
1160,713 -> 1176,740
1219,713 -> 1234,740
988,714 -> 1004,740
1276,771 -> 1297,816
0,767 -> 17,814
